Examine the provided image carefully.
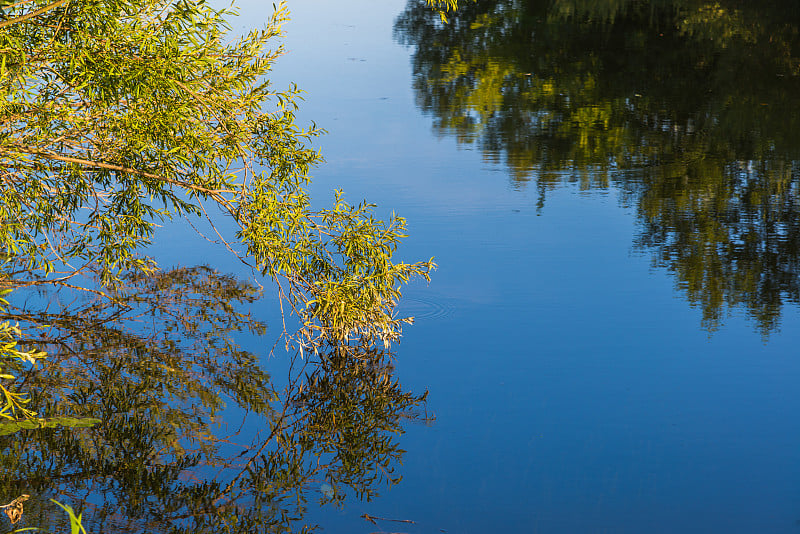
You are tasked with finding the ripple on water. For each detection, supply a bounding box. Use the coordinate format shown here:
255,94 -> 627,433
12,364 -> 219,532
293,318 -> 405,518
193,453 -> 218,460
395,295 -> 454,322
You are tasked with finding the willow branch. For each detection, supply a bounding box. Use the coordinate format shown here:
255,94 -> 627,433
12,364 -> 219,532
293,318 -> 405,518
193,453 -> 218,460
1,146 -> 233,196
0,0 -> 70,30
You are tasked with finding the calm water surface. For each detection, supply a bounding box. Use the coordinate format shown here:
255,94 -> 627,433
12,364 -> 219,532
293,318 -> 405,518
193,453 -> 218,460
259,1 -> 800,532
7,1 -> 800,533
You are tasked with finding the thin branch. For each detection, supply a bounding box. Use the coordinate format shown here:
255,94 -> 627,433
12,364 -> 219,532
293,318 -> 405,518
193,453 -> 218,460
2,145 -> 233,196
0,0 -> 70,30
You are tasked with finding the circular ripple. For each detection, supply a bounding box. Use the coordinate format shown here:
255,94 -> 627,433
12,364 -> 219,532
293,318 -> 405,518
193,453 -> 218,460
395,295 -> 454,321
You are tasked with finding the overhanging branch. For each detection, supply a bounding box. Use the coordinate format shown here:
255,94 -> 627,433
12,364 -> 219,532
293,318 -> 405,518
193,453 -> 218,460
0,0 -> 70,30
1,146 -> 233,197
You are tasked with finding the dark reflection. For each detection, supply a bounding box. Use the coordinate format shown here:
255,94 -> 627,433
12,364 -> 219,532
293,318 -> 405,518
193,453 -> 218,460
395,0 -> 800,333
0,266 -> 427,533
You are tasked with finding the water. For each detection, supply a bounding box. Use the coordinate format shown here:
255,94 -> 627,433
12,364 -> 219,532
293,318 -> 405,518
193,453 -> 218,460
5,0 -> 800,532
262,1 -> 800,532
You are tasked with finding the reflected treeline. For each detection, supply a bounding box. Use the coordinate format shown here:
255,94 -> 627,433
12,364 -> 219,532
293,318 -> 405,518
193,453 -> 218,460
395,0 -> 800,333
0,266 -> 427,532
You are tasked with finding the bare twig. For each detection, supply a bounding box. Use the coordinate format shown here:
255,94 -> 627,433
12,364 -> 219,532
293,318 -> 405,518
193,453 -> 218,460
361,513 -> 415,525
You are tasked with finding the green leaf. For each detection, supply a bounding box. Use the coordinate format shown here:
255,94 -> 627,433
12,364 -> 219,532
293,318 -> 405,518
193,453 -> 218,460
50,500 -> 87,534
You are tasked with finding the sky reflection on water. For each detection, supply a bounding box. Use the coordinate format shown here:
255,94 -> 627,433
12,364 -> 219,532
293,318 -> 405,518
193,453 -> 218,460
257,0 -> 800,532
12,0 -> 800,532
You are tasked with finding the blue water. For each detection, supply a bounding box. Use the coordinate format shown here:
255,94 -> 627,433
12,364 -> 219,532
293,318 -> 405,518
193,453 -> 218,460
165,1 -> 800,532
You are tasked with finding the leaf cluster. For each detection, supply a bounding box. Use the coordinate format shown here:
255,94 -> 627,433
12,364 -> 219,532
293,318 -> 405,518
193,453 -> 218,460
0,288 -> 52,427
1,0 -> 434,350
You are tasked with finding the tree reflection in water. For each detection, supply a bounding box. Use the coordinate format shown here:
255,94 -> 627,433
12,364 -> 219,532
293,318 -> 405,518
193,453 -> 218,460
0,265 -> 428,533
395,0 -> 800,333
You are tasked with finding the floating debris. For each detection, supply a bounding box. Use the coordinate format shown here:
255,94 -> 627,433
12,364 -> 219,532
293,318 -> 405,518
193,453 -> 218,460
1,495 -> 29,524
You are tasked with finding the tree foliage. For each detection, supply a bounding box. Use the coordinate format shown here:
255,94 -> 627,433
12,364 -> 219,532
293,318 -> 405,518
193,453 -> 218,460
0,290 -> 45,423
426,0 -> 461,21
0,0 -> 436,527
0,0 -> 434,352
